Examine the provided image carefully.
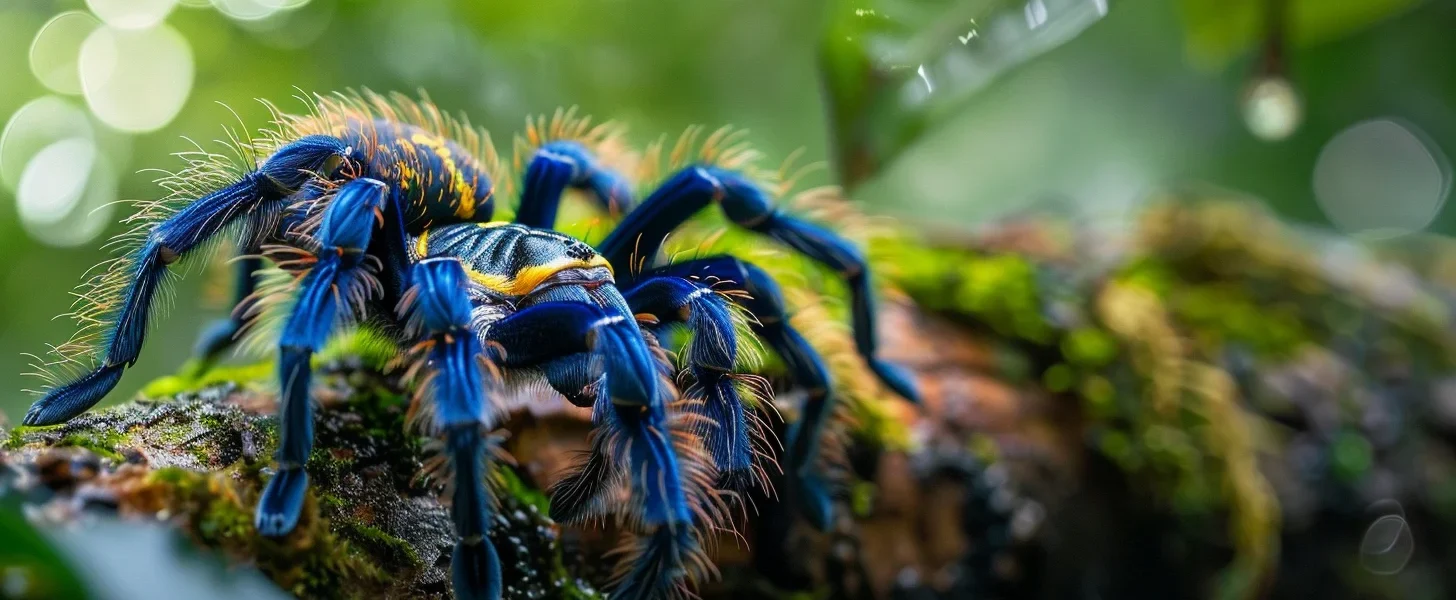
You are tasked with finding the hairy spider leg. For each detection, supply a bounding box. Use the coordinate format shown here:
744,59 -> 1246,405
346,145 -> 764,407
402,258 -> 503,600
256,177 -> 388,537
190,256 -> 264,370
623,276 -> 762,490
599,165 -> 920,406
482,300 -> 701,598
23,135 -> 350,426
515,140 -> 636,229
190,179 -> 334,370
649,256 -> 839,530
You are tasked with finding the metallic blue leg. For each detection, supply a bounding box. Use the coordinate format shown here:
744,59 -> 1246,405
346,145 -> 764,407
598,165 -> 919,405
515,140 -> 635,229
255,177 -> 387,537
23,135 -> 351,426
483,297 -> 701,598
623,275 -> 760,490
400,258 -> 502,600
650,256 -> 839,530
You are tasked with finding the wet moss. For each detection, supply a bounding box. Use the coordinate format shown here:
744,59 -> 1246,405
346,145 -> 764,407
55,432 -> 127,462
5,426 -> 27,450
141,465 -> 398,599
336,520 -> 421,568
142,361 -> 275,398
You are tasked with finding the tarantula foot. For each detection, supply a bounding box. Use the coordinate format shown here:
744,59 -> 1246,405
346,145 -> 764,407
452,539 -> 503,600
255,467 -> 309,537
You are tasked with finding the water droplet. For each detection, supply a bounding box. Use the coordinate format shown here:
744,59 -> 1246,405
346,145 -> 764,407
0,96 -> 94,193
16,137 -> 117,248
86,0 -> 178,30
1360,514 -> 1414,574
1313,118 -> 1452,239
1243,76 -> 1302,141
80,24 -> 194,133
29,11 -> 102,95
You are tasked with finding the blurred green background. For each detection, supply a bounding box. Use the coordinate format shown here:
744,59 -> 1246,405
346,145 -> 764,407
0,0 -> 1452,420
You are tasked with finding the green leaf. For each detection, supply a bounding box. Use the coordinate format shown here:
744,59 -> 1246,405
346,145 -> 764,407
0,500 -> 93,600
1178,0 -> 1426,67
819,0 -> 1110,190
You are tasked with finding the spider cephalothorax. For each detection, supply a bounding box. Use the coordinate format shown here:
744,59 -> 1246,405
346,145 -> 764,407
24,91 -> 919,600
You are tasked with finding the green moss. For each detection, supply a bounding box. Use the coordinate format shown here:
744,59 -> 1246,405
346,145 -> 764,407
142,360 -> 275,398
1330,430 -> 1374,483
54,430 -> 128,461
315,327 -> 400,371
1063,328 -> 1119,368
497,466 -> 551,516
4,427 -> 24,450
336,521 -> 420,567
145,466 -> 391,599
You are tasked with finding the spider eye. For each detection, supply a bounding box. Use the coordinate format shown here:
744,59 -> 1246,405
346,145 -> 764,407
321,153 -> 347,177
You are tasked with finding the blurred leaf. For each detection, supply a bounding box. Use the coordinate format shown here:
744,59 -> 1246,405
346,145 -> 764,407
819,0 -> 1109,190
1178,0 -> 1425,67
0,499 -> 93,600
43,518 -> 292,600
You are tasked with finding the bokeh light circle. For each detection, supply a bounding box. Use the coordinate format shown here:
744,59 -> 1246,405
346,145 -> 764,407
85,0 -> 178,31
0,96 -> 94,193
238,0 -> 333,49
80,24 -> 195,133
28,11 -> 102,95
1313,118 -> 1452,239
16,137 -> 118,248
1243,76 -> 1302,142
211,0 -> 311,22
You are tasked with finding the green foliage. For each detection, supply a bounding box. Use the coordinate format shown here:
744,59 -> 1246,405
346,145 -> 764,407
1178,0 -> 1426,67
818,0 -> 1109,190
0,499 -> 93,600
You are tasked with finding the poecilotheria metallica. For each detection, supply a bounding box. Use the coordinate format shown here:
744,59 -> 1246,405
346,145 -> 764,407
22,91 -> 919,600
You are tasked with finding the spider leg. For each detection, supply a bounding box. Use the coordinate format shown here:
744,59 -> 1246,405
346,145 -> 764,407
190,256 -> 263,370
255,177 -> 388,537
650,256 -> 838,530
399,258 -> 503,600
623,275 -> 763,491
23,135 -> 350,426
598,165 -> 920,406
482,300 -> 703,598
515,140 -> 635,228
191,179 -> 333,370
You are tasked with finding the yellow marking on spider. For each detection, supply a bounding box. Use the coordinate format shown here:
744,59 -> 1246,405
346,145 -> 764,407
411,133 -> 478,218
395,159 -> 417,193
462,255 -> 614,296
477,221 -> 511,228
414,229 -> 430,258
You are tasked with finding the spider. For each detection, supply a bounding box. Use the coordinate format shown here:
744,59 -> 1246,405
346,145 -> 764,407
22,91 -> 919,600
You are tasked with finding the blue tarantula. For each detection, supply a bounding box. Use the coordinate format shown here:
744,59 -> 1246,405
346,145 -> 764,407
23,92 -> 918,600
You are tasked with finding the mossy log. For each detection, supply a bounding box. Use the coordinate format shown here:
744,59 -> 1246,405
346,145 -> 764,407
3,200 -> 1455,600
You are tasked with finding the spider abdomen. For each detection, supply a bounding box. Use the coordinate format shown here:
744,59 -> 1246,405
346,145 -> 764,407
317,119 -> 496,230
